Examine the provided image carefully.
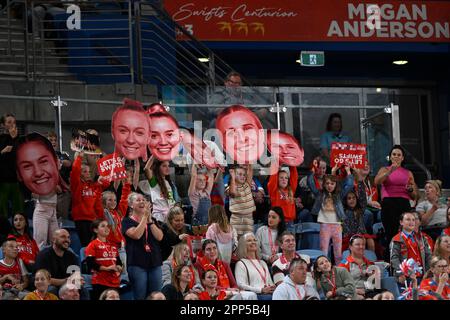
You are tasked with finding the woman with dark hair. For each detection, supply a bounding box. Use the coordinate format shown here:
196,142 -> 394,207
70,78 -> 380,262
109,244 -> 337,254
319,113 -> 351,162
15,133 -> 60,249
255,207 -> 286,265
375,145 -> 418,250
143,156 -> 178,224
8,212 -> 39,271
161,263 -> 193,300
147,110 -> 182,162
160,205 -> 191,261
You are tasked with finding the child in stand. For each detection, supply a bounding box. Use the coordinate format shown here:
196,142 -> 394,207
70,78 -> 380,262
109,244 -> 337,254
226,165 -> 256,239
188,164 -> 214,226
23,269 -> 58,300
267,167 -> 298,231
205,205 -> 238,265
85,219 -> 123,300
308,162 -> 354,264
198,268 -> 233,300
390,212 -> 432,285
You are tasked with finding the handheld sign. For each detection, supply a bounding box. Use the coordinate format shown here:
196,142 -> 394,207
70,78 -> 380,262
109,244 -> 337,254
330,142 -> 367,169
97,153 -> 127,181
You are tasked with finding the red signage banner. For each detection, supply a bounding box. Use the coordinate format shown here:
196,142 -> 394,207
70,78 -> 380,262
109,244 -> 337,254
330,142 -> 367,169
165,0 -> 450,42
97,154 -> 127,181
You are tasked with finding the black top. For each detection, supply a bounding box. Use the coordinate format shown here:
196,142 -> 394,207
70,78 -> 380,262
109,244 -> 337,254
122,217 -> 162,269
160,224 -> 193,261
34,247 -> 80,281
161,284 -> 186,300
0,133 -> 19,182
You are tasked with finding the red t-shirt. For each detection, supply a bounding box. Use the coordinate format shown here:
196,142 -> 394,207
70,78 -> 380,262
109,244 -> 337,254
0,258 -> 27,286
198,290 -> 227,300
419,278 -> 450,300
267,167 -> 298,222
8,234 -> 39,266
85,239 -> 120,287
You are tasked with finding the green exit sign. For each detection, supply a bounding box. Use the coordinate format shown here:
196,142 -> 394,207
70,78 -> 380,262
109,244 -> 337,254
300,51 -> 325,67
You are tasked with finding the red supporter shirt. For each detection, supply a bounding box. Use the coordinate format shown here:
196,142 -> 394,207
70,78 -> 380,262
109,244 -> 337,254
8,234 -> 39,266
70,156 -> 105,222
85,239 -> 120,287
267,167 -> 298,222
443,227 -> 450,237
0,258 -> 27,285
419,278 -> 450,300
198,290 -> 227,300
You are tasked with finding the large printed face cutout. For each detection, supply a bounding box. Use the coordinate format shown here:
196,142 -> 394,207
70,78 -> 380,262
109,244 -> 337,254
267,131 -> 304,167
216,105 -> 264,164
16,134 -> 59,196
181,131 -> 219,169
111,100 -> 149,161
148,113 -> 181,161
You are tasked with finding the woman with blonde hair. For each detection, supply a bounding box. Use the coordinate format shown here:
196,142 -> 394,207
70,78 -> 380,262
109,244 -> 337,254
24,269 -> 58,300
416,180 -> 447,240
162,242 -> 200,289
433,234 -> 450,265
160,205 -> 191,261
234,232 -> 275,300
205,205 -> 237,264
420,256 -> 449,300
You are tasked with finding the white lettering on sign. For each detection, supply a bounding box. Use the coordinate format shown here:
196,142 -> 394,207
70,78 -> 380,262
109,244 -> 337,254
328,3 -> 449,40
66,5 -> 81,30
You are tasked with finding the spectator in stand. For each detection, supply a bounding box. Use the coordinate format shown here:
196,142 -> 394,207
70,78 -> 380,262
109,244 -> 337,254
143,156 -> 178,224
122,193 -> 164,300
47,131 -> 72,221
313,255 -> 356,300
267,166 -> 298,231
85,219 -> 123,301
356,162 -> 381,233
272,231 -> 315,288
416,180 -> 447,241
372,290 -> 395,300
58,283 -> 80,300
338,235 -> 376,299
70,152 -> 106,247
161,263 -> 193,300
433,234 -> 450,265
226,165 -> 256,239
205,205 -> 238,265
160,205 -> 191,261
8,212 -> 39,272
413,211 -> 434,253
255,207 -> 286,266
0,113 -> 23,224
443,205 -> 450,236
146,291 -> 166,300
375,145 -> 418,258
99,288 -> 120,300
95,175 -> 131,278
162,242 -> 200,289
234,232 -> 275,299
390,212 -> 432,284
34,229 -> 84,297
188,164 -> 214,226
342,169 -> 376,252
24,269 -> 58,300
419,256 -> 449,300
198,268 -> 234,300
297,156 -> 328,222
15,133 -> 60,249
273,258 -> 320,300
194,239 -> 257,300
308,162 -> 355,264
319,113 -> 351,163
184,292 -> 199,300
0,237 -> 29,298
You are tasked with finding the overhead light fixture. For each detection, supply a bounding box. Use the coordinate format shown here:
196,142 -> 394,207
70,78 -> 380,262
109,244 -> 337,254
393,60 -> 408,65
376,88 -> 382,93
198,57 -> 209,63
295,59 -> 301,64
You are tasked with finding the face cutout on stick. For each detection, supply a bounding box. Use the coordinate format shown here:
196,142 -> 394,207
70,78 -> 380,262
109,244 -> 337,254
267,130 -> 304,167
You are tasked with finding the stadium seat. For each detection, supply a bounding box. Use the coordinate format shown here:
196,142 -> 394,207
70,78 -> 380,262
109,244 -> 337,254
296,249 -> 326,263
61,219 -> 76,230
298,222 -> 320,250
0,250 -> 3,260
372,222 -> 384,235
381,276 -> 400,299
341,249 -> 378,262
69,230 -> 81,260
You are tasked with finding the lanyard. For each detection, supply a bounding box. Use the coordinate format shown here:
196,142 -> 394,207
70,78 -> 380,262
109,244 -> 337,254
364,180 -> 374,201
131,214 -> 150,252
325,269 -> 336,295
294,285 -> 303,300
248,259 -> 267,285
267,227 -> 278,256
401,232 -> 418,257
34,290 -> 46,300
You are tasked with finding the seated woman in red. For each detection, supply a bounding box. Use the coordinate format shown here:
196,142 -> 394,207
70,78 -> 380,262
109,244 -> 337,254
8,212 -> 39,271
85,219 -> 123,300
198,268 -> 233,301
419,256 -> 449,300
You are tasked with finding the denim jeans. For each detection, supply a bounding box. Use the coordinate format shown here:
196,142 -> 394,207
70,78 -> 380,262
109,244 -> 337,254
128,265 -> 162,300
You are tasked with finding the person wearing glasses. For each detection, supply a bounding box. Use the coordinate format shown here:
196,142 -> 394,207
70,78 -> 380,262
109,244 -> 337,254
419,256 -> 449,300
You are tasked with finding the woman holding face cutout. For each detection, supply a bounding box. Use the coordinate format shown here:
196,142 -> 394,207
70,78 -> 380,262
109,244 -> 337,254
15,133 -> 60,249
